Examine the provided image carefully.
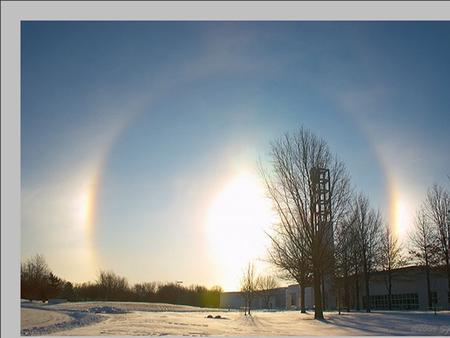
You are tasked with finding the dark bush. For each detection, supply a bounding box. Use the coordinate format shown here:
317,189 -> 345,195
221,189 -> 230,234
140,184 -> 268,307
21,254 -> 223,307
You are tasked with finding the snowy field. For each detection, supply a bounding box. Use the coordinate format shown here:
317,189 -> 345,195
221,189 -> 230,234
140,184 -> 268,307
21,301 -> 450,336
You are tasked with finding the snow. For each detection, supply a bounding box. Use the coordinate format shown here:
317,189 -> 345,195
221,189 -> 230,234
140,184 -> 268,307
86,306 -> 128,314
45,301 -> 217,313
21,307 -> 103,336
21,301 -> 450,336
21,308 -> 72,330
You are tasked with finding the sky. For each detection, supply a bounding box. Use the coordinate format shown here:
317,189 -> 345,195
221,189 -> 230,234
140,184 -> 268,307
21,21 -> 450,291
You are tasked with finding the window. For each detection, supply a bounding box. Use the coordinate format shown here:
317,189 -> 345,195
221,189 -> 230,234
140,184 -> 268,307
363,293 -> 419,310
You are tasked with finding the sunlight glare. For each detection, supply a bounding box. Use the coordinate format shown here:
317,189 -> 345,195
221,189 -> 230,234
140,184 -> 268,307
74,181 -> 95,239
206,172 -> 277,290
393,197 -> 411,240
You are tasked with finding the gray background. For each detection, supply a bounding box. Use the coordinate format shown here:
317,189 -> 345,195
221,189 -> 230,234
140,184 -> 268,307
2,1 -> 450,338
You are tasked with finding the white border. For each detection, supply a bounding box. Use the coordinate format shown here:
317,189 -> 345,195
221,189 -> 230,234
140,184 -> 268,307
2,2 -> 450,338
3,1 -> 450,20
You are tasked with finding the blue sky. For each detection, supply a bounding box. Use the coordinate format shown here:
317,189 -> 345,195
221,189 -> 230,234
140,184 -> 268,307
21,21 -> 450,291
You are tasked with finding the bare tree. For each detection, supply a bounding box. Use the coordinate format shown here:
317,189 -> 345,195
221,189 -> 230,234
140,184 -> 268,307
351,193 -> 382,313
424,184 -> 450,292
21,254 -> 51,301
133,282 -> 157,302
334,214 -> 355,313
261,127 -> 351,319
96,270 -> 130,301
240,262 -> 259,315
348,224 -> 361,311
256,275 -> 279,309
267,225 -> 311,313
379,223 -> 404,310
409,209 -> 441,309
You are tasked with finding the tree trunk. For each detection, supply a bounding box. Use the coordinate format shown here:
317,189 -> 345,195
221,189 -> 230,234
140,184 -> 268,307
265,295 -> 270,309
363,263 -> 371,313
313,265 -> 324,319
447,221 -> 450,295
355,271 -> 360,311
446,254 -> 450,295
388,270 -> 392,311
344,269 -> 350,312
298,272 -> 307,313
337,284 -> 341,315
321,271 -> 326,311
300,284 -> 306,313
425,264 -> 432,310
354,253 -> 360,311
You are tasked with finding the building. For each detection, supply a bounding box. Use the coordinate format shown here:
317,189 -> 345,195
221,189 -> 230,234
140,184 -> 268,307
359,266 -> 449,311
219,266 -> 449,311
220,287 -> 287,310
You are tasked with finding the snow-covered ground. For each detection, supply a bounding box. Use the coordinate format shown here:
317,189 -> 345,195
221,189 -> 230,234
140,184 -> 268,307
21,308 -> 72,330
21,301 -> 450,336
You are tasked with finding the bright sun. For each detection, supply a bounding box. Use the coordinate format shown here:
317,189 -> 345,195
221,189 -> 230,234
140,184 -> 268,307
392,194 -> 412,241
206,172 -> 277,291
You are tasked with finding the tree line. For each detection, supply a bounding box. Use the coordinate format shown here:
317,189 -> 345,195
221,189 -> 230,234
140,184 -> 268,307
21,255 -> 222,308
260,127 -> 449,319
